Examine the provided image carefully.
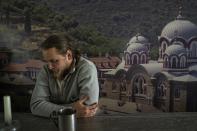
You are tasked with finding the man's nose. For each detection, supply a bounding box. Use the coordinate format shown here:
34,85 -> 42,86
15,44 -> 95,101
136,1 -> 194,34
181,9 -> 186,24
48,63 -> 54,70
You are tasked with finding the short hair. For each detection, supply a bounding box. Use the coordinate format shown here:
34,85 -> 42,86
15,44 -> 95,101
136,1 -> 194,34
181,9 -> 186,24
41,34 -> 80,59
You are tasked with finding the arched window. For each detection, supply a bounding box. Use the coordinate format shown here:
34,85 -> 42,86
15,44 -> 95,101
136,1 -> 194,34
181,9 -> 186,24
157,82 -> 167,98
132,54 -> 138,64
157,86 -> 162,97
133,78 -> 139,94
190,41 -> 197,57
171,56 -> 178,68
133,75 -> 146,95
126,54 -> 130,65
172,58 -> 177,68
174,87 -> 180,98
161,41 -> 168,58
180,56 -> 186,68
164,56 -> 169,68
141,54 -> 147,64
139,78 -> 143,94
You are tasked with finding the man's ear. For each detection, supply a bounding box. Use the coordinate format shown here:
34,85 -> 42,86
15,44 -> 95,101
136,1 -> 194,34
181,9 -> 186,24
66,49 -> 73,60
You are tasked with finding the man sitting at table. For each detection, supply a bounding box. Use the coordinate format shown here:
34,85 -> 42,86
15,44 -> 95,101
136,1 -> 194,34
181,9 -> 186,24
30,34 -> 99,118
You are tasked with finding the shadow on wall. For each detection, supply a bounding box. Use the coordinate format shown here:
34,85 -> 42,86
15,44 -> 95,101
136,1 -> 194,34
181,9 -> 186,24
0,94 -> 31,112
0,82 -> 33,112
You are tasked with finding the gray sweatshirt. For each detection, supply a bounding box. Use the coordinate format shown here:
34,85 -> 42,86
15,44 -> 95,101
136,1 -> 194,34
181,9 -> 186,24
30,57 -> 99,117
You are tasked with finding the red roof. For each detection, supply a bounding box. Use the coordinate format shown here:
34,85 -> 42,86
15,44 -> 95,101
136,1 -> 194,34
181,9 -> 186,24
1,63 -> 27,72
89,56 -> 121,69
1,59 -> 46,72
25,59 -> 45,68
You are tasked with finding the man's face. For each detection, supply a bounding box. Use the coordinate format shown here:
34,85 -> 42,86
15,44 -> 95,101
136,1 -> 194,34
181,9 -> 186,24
42,47 -> 73,78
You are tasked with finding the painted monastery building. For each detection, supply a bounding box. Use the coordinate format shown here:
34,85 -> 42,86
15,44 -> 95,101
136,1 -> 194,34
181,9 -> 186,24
102,12 -> 197,112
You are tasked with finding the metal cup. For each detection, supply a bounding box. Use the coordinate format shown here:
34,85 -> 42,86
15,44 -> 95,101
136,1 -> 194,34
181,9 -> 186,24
51,108 -> 76,131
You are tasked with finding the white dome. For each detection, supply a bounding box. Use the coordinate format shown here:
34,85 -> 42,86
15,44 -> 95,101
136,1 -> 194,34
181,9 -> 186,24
161,15 -> 197,40
127,34 -> 149,46
127,42 -> 148,53
165,44 -> 186,56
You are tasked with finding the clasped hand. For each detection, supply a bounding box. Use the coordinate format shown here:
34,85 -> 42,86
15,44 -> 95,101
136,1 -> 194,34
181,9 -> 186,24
73,96 -> 98,118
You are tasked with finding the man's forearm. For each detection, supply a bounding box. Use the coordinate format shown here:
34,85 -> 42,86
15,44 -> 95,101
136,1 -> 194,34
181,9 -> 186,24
30,99 -> 71,117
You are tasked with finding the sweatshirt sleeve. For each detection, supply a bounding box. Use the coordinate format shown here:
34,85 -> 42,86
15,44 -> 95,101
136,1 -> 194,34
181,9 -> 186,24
30,67 -> 67,117
77,61 -> 99,105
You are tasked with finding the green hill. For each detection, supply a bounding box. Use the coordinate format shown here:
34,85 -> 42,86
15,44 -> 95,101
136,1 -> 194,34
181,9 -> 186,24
44,0 -> 197,43
1,0 -> 197,58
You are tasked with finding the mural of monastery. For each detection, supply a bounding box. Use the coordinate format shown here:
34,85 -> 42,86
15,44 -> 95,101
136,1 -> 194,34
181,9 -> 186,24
100,11 -> 197,112
0,7 -> 197,113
